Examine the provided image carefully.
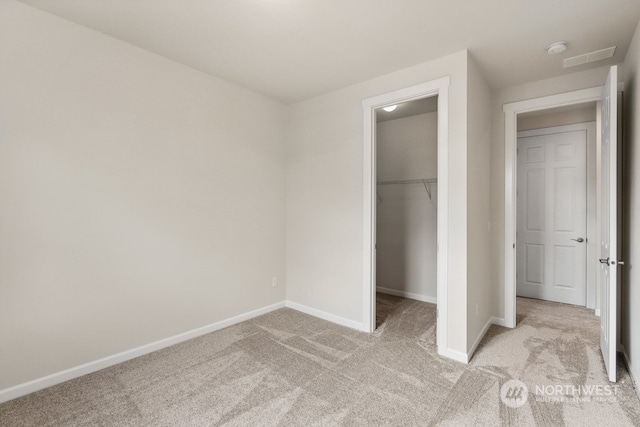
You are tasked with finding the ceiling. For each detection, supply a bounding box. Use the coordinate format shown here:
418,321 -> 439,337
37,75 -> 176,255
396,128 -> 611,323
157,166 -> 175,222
518,102 -> 597,120
18,0 -> 640,104
376,97 -> 438,123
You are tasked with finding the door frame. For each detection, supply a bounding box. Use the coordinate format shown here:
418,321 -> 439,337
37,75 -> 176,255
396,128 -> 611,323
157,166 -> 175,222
503,86 -> 603,328
516,122 -> 596,308
362,77 -> 449,354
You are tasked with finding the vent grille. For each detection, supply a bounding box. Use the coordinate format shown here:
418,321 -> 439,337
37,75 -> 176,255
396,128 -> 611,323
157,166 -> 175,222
563,46 -> 616,68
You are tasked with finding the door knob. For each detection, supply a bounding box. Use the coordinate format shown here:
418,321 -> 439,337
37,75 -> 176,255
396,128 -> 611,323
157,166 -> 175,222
571,237 -> 585,243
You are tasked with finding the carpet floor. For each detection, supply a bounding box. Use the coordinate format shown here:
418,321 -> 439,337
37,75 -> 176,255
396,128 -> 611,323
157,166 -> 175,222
1,294 -> 639,426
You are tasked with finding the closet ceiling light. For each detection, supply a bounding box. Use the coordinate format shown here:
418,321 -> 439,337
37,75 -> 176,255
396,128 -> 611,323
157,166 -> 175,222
546,41 -> 568,55
383,105 -> 397,112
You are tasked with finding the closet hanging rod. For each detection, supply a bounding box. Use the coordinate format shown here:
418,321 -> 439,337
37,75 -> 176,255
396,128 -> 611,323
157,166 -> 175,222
376,178 -> 437,201
376,178 -> 437,186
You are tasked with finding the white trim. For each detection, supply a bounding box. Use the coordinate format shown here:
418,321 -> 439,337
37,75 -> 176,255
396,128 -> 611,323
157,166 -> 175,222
376,287 -> 437,304
466,317 -> 508,362
436,87 -> 449,357
517,122 -> 594,138
503,87 -> 603,115
362,100 -> 376,333
467,317 -> 494,361
595,308 -> 601,317
285,301 -> 365,331
490,317 -> 508,327
437,317 -> 509,364
439,348 -> 469,364
362,77 -> 450,357
503,86 -> 603,329
0,301 -> 286,404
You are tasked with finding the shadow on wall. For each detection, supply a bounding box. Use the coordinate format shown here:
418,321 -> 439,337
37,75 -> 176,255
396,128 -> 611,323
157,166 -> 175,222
376,184 -> 437,298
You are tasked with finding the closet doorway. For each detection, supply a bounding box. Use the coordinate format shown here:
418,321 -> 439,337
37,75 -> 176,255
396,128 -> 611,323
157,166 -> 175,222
375,97 -> 438,330
362,77 -> 449,356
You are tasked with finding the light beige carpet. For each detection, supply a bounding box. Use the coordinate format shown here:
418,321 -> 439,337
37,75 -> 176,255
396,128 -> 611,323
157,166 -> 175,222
1,295 -> 639,426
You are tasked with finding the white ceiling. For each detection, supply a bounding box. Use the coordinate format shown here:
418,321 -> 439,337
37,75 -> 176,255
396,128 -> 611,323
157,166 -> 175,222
518,102 -> 597,120
376,97 -> 438,123
18,0 -> 640,104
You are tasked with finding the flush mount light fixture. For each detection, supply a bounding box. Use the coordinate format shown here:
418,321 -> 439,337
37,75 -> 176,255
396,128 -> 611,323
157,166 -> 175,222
547,41 -> 568,55
383,105 -> 397,112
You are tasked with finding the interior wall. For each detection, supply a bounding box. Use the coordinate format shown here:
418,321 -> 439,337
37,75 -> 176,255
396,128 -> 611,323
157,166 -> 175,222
518,107 -> 597,131
376,112 -> 438,301
0,1 -> 286,390
286,50 -> 470,354
489,65 -> 615,321
466,55 -> 493,351
621,18 -> 640,391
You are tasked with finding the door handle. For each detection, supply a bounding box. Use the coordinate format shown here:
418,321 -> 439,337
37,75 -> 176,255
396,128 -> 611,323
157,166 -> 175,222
571,237 -> 585,243
599,257 -> 610,265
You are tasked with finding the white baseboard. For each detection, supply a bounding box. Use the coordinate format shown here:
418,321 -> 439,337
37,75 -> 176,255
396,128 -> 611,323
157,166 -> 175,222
464,316 -> 506,363
0,301 -> 286,404
0,298 -> 511,404
622,345 -> 640,399
439,347 -> 469,364
376,287 -> 437,304
490,316 -> 507,327
595,309 -> 601,317
466,316 -> 493,362
285,300 -> 365,331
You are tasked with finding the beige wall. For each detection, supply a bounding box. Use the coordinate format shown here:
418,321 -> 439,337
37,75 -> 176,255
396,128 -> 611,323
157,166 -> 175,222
376,112 -> 438,300
0,1 -> 286,390
621,19 -> 640,390
518,106 -> 596,131
489,65 -> 613,320
286,50 -> 471,354
0,3 -> 492,391
466,55 -> 493,350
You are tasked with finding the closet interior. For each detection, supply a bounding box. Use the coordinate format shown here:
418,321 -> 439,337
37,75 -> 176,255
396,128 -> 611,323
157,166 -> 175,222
375,96 -> 438,308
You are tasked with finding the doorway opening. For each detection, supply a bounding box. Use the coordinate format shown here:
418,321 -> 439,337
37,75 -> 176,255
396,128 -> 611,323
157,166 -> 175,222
515,105 -> 598,309
375,97 -> 438,331
503,66 -> 620,382
362,77 -> 450,358
503,86 -> 603,328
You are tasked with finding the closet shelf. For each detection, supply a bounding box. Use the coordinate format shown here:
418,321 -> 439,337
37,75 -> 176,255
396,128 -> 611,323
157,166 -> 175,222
376,178 -> 437,201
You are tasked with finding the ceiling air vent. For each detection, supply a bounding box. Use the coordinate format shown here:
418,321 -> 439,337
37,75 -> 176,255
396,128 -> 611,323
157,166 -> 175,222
563,46 -> 616,68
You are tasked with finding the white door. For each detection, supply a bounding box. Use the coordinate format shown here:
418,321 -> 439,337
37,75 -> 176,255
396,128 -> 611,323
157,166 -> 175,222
600,65 -> 618,383
516,127 -> 587,306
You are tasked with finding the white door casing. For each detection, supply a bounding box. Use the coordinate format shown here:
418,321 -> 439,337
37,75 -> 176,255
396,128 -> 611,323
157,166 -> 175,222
516,127 -> 587,306
362,77 -> 452,359
600,65 -> 618,383
503,86 -> 603,328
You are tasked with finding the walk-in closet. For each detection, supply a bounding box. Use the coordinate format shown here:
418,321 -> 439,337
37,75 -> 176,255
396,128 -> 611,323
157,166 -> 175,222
376,96 -> 438,314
